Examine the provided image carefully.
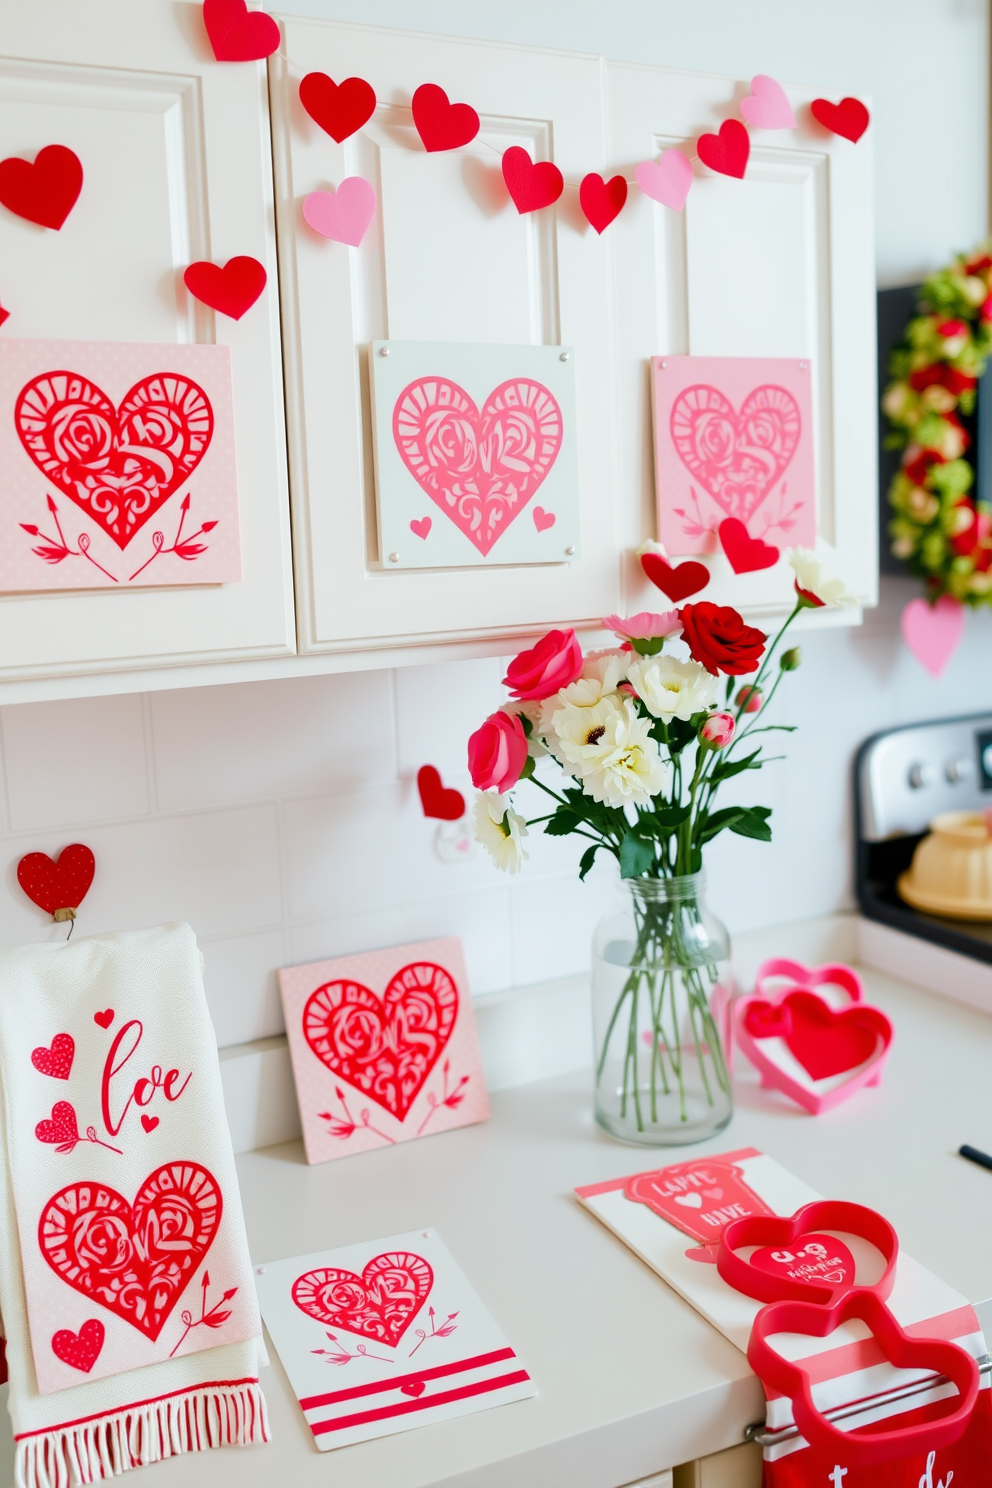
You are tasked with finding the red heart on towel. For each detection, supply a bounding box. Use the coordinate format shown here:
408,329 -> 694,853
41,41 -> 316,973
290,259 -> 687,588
52,1318 -> 104,1373
31,1033 -> 74,1081
35,1101 -> 79,1149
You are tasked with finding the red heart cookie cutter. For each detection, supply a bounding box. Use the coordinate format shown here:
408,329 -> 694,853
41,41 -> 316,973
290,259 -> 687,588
718,1199 -> 898,1305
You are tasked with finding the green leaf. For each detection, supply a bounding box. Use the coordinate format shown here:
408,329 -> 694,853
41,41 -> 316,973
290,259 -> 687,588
650,803 -> 691,829
697,805 -> 748,844
578,844 -> 599,881
620,831 -> 656,879
543,811 -> 582,836
729,806 -> 773,842
519,753 -> 536,780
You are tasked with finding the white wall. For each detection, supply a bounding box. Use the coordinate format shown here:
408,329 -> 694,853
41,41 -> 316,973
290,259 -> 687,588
0,1 -> 988,1055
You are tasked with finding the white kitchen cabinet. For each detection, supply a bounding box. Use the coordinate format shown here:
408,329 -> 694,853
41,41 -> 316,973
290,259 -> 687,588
0,0 -> 295,684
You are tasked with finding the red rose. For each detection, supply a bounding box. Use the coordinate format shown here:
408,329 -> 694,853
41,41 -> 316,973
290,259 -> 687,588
679,602 -> 766,676
502,629 -> 583,701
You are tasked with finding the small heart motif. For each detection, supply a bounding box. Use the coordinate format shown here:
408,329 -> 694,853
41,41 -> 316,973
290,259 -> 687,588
35,1100 -> 79,1148
719,518 -> 780,574
685,1245 -> 720,1264
202,0 -> 280,61
740,75 -> 796,131
140,1114 -> 160,1133
810,96 -> 870,144
641,551 -> 710,601
299,72 -> 376,143
417,765 -> 465,822
697,119 -> 750,179
18,845 -> 95,916
901,595 -> 965,678
52,1318 -> 104,1374
501,146 -> 564,214
31,1033 -> 74,1081
401,1381 -> 426,1397
635,150 -> 693,212
412,84 -> 480,153
183,256 -> 266,320
578,173 -> 627,233
93,1009 -> 115,1029
303,179 -> 376,247
0,145 -> 83,230
533,506 -> 555,532
750,1233 -> 857,1295
410,516 -> 432,540
674,1191 -> 703,1209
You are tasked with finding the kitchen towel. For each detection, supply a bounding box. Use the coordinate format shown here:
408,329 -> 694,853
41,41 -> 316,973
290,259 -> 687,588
0,923 -> 268,1486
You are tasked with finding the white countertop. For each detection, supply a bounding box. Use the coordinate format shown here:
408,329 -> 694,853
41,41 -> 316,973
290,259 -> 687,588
5,946 -> 992,1488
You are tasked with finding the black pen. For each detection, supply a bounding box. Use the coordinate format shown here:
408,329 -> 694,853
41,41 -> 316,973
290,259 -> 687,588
959,1144 -> 992,1172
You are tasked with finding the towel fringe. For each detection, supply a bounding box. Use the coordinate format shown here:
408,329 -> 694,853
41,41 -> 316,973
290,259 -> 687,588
15,1379 -> 269,1488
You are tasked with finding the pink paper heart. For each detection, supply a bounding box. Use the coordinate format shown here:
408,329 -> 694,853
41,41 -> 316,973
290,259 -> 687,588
901,595 -> 965,678
635,150 -> 693,212
740,75 -> 797,130
533,506 -> 555,532
410,516 -> 432,540
303,178 -> 377,246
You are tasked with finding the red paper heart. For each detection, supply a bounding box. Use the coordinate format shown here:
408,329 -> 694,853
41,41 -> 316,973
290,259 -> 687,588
303,962 -> 458,1122
0,303 -> 9,328
810,96 -> 870,144
624,1158 -> 775,1244
16,371 -> 213,550
0,145 -> 83,230
671,385 -> 801,525
501,146 -> 564,214
401,1380 -> 426,1397
750,1232 -> 857,1293
17,845 -> 95,916
35,1101 -> 79,1149
417,765 -> 465,822
141,1114 -> 160,1133
412,84 -> 480,152
697,119 -> 750,178
719,517 -> 780,573
39,1162 -> 222,1342
31,1034 -> 74,1081
52,1318 -> 104,1374
579,173 -> 628,233
640,551 -> 710,601
292,1251 -> 433,1345
299,72 -> 376,143
780,990 -> 890,1080
93,1009 -> 114,1029
202,0 -> 280,61
183,256 -> 266,320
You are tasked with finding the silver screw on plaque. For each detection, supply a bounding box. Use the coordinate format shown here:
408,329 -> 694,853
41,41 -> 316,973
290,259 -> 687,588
388,553 -> 399,563
560,351 -> 569,361
565,546 -> 575,556
380,346 -> 390,356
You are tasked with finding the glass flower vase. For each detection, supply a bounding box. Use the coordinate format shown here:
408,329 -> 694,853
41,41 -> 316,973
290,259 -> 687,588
592,872 -> 733,1145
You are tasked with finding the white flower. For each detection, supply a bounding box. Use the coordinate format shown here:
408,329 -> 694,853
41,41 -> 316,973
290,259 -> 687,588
538,649 -> 629,743
473,792 -> 529,873
503,698 -> 547,757
626,654 -> 719,721
787,549 -> 858,608
555,696 -> 668,807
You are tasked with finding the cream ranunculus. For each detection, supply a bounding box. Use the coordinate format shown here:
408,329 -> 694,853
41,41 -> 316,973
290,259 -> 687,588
555,696 -> 668,807
626,654 -> 719,721
473,792 -> 529,873
787,549 -> 858,609
538,649 -> 630,746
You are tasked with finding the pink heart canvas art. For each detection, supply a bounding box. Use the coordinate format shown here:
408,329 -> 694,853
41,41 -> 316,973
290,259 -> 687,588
651,355 -> 816,557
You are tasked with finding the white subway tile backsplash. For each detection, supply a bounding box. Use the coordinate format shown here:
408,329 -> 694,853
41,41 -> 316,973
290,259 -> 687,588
395,654 -> 507,779
2,694 -> 149,831
200,927 -> 289,1046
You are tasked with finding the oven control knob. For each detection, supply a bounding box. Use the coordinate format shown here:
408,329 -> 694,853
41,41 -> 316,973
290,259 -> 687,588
908,761 -> 934,789
946,756 -> 973,783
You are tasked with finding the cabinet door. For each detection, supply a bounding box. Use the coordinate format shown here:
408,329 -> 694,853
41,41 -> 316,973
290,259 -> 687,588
608,64 -> 877,620
271,18 -> 620,655
0,0 -> 295,682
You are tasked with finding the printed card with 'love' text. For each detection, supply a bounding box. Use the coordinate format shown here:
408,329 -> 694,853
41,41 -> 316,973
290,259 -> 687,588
255,1229 -> 535,1450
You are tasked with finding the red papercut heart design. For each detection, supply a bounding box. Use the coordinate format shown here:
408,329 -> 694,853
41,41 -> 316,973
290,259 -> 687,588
202,0 -> 280,61
750,1233 -> 856,1293
719,517 -> 779,573
501,146 -> 564,213
625,1158 -> 775,1244
35,1101 -> 80,1149
0,145 -> 83,230
670,384 -> 800,525
32,1034 -> 74,1081
417,765 -> 465,822
52,1318 -> 104,1373
778,990 -> 890,1080
303,963 -> 458,1121
93,1009 -> 114,1029
16,369 -> 213,550
39,1162 -> 222,1342
299,72 -> 376,142
810,97 -> 870,144
292,1251 -> 433,1345
393,377 -> 563,556
579,173 -> 628,233
183,256 -> 266,320
17,845 -> 95,915
697,119 -> 750,178
401,1380 -> 426,1397
640,551 -> 710,601
412,84 -> 480,152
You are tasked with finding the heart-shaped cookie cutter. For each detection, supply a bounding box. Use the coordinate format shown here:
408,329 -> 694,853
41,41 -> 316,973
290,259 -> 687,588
752,957 -> 863,1004
718,1200 -> 898,1305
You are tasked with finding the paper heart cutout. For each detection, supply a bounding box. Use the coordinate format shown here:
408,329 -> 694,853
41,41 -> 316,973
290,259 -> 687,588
303,179 -> 376,246
684,1244 -> 720,1264
640,550 -> 710,601
533,506 -> 555,532
579,173 -> 627,233
752,957 -> 863,1006
401,1380 -> 426,1397
303,962 -> 458,1121
412,84 -> 480,152
52,1318 -> 104,1374
202,0 -> 280,61
39,1162 -> 222,1341
635,150 -> 693,212
417,765 -> 465,822
393,376 -> 563,556
811,96 -> 870,144
750,1233 -> 856,1294
16,369 -> 213,550
410,517 -> 432,539
32,1034 -> 74,1081
670,384 -> 801,524
0,303 -> 9,328
35,1101 -> 80,1149
183,256 -> 266,320
674,1191 -> 703,1209
901,595 -> 965,678
625,1159 -> 774,1244
0,145 -> 83,230
17,845 -> 95,915
719,517 -> 779,573
141,1114 -> 160,1133
93,1009 -> 114,1029
292,1251 -> 433,1346
697,119 -> 750,178
299,72 -> 376,143
501,147 -> 563,214
740,75 -> 796,130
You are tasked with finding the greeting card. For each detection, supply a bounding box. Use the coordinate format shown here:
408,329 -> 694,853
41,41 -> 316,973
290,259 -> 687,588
0,338 -> 242,590
255,1228 -> 535,1450
278,937 -> 489,1165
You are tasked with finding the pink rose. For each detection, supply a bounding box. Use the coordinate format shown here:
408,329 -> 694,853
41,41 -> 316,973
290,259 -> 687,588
502,629 -> 583,701
699,712 -> 735,749
468,710 -> 528,791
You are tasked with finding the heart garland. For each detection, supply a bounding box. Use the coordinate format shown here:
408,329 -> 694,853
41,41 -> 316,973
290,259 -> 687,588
299,72 -> 376,142
640,549 -> 709,602
417,765 -> 466,822
202,0 -> 280,61
0,145 -> 83,230
183,256 -> 267,320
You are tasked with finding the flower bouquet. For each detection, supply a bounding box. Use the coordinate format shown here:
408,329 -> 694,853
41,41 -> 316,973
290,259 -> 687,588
467,551 -> 855,1145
